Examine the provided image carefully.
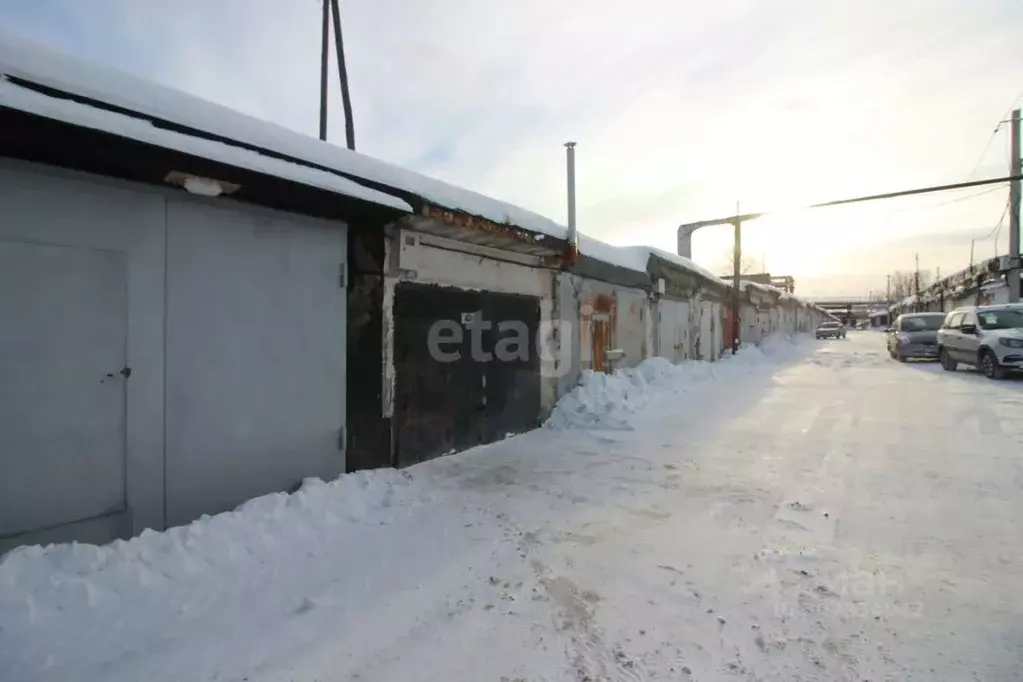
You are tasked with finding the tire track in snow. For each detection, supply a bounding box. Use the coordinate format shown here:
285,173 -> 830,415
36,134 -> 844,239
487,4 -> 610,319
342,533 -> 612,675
530,560 -> 648,682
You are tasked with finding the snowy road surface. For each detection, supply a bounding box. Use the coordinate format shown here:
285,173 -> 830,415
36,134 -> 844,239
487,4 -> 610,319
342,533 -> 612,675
3,332 -> 1023,682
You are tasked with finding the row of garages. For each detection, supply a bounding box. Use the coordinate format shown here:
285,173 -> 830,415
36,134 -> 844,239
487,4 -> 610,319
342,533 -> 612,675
887,257 -> 1020,320
0,34 -> 827,551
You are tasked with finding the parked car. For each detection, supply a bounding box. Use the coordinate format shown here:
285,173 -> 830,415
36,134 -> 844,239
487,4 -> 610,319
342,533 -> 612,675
815,321 -> 846,339
936,304 -> 1023,379
886,312 -> 946,361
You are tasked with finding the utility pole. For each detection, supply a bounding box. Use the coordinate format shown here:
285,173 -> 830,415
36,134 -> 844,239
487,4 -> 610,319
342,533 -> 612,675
914,253 -> 921,311
318,0 -> 329,141
886,273 -> 891,303
330,0 -> 356,150
731,202 -> 742,354
970,239 -> 975,272
1009,108 -> 1021,302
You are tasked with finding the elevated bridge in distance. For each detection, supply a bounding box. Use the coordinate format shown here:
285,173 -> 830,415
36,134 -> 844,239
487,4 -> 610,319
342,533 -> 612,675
812,297 -> 893,325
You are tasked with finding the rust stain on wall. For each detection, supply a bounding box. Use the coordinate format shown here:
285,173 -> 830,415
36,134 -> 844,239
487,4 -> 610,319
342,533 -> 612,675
588,293 -> 617,373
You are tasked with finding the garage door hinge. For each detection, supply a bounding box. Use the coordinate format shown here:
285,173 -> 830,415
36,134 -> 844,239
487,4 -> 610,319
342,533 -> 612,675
339,262 -> 347,288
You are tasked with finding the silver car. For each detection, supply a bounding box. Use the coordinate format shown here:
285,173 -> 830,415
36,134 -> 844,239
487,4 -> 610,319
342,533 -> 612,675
815,321 -> 846,339
936,304 -> 1023,379
886,312 -> 945,361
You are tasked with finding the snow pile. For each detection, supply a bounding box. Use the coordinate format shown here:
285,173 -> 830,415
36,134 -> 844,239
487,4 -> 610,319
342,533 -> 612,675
546,335 -> 810,430
0,470 -> 423,636
545,358 -> 693,430
756,332 -> 816,361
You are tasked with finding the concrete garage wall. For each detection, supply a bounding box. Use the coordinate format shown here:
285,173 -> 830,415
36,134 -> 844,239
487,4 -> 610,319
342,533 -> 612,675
555,273 -> 651,394
740,304 -> 768,345
655,294 -> 726,363
656,298 -> 690,362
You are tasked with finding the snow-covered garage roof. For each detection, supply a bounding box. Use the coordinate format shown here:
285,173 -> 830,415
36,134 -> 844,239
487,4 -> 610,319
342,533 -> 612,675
0,71 -> 413,213
0,30 -> 833,310
0,30 -> 568,240
578,233 -> 728,284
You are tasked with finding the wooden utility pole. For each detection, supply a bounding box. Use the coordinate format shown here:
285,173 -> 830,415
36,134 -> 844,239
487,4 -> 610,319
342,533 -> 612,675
914,253 -> 921,311
318,0 -> 329,141
330,0 -> 356,150
731,202 -> 742,354
318,0 -> 356,149
1009,108 -> 1021,302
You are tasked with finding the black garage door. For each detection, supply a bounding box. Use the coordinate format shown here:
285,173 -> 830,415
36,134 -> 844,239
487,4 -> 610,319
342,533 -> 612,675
392,282 -> 541,467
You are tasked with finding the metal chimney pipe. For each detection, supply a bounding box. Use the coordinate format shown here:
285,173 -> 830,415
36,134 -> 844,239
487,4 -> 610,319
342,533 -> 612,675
564,141 -> 578,264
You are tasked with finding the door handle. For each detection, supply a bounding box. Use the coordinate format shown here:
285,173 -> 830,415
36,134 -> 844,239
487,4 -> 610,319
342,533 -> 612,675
104,367 -> 132,381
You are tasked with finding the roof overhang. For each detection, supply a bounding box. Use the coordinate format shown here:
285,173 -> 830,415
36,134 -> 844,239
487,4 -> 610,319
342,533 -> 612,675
0,104 -> 408,226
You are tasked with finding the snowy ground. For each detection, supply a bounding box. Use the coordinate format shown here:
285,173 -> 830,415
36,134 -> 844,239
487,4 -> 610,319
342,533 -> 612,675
3,332 -> 1023,682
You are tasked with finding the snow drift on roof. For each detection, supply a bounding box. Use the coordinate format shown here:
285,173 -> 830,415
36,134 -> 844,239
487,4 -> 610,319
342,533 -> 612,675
0,30 -> 566,238
575,233 -> 647,273
0,75 -> 413,212
575,234 -> 731,287
643,246 -> 728,286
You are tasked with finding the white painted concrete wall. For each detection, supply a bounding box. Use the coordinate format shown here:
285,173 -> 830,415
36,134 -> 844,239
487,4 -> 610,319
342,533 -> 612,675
615,287 -> 650,366
657,298 -> 690,363
556,273 -> 653,396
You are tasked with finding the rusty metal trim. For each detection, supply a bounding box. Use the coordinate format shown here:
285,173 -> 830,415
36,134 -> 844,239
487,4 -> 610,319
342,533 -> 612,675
420,203 -> 566,248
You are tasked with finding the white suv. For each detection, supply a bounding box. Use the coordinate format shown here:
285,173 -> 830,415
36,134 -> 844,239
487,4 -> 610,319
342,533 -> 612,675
936,304 -> 1023,379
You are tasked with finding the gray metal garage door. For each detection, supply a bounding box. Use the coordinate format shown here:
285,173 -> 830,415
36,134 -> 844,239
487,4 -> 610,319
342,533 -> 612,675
0,240 -> 127,539
164,199 -> 347,528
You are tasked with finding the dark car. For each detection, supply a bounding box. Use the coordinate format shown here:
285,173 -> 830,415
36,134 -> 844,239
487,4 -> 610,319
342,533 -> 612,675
886,312 -> 945,361
815,321 -> 845,339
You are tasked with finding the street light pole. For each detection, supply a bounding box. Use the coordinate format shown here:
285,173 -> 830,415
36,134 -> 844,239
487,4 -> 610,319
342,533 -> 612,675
731,202 -> 742,354
914,253 -> 921,312
1008,108 -> 1021,302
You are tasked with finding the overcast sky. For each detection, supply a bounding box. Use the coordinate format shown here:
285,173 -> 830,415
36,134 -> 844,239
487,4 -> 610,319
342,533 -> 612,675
3,0 -> 1022,297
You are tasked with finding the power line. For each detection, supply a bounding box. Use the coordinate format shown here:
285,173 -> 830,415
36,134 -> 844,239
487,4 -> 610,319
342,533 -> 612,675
963,89 -> 1023,180
999,89 -> 1023,127
889,184 -> 1004,215
977,200 -> 1010,241
966,123 -> 1005,181
678,173 -> 1023,232
992,200 -> 1010,252
809,175 -> 1016,211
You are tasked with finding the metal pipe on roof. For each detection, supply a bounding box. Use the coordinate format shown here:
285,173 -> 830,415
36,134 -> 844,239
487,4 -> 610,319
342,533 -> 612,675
564,141 -> 579,264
